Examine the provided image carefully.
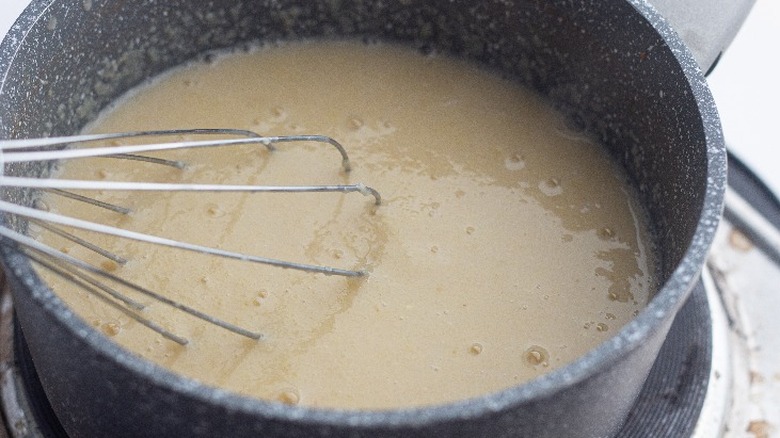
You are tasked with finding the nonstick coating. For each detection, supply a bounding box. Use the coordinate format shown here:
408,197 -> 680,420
0,1 -> 725,437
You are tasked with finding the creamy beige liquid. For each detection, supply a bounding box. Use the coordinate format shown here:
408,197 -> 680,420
37,41 -> 654,409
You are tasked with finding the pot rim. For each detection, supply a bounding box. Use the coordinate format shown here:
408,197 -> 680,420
0,0 -> 726,429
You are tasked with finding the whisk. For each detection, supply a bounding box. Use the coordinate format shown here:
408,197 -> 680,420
0,129 -> 382,345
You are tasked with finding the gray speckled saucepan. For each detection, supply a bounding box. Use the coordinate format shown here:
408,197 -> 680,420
0,0 -> 743,436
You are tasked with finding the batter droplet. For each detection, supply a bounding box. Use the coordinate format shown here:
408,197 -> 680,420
469,343 -> 483,355
728,229 -> 753,252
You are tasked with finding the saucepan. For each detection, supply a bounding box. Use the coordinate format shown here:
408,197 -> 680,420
0,0 -> 749,436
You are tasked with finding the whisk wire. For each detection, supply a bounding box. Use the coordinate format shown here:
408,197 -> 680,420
0,129 -> 381,345
1,222 -> 263,344
44,188 -> 133,214
1,178 -> 382,205
25,251 -> 190,345
1,200 -> 371,277
28,217 -> 129,265
0,129 -> 353,171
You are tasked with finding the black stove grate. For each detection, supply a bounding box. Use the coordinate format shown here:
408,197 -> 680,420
12,318 -> 69,438
618,281 -> 712,437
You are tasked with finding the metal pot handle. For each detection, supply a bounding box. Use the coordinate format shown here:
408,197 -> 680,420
646,0 -> 755,75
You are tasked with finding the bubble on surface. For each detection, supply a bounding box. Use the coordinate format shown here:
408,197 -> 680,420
524,345 -> 549,367
277,388 -> 300,405
504,153 -> 526,171
101,322 -> 121,337
538,178 -> 563,196
206,203 -> 226,217
598,227 -> 616,240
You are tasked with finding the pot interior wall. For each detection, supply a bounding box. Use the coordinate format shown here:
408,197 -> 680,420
0,0 -> 706,280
